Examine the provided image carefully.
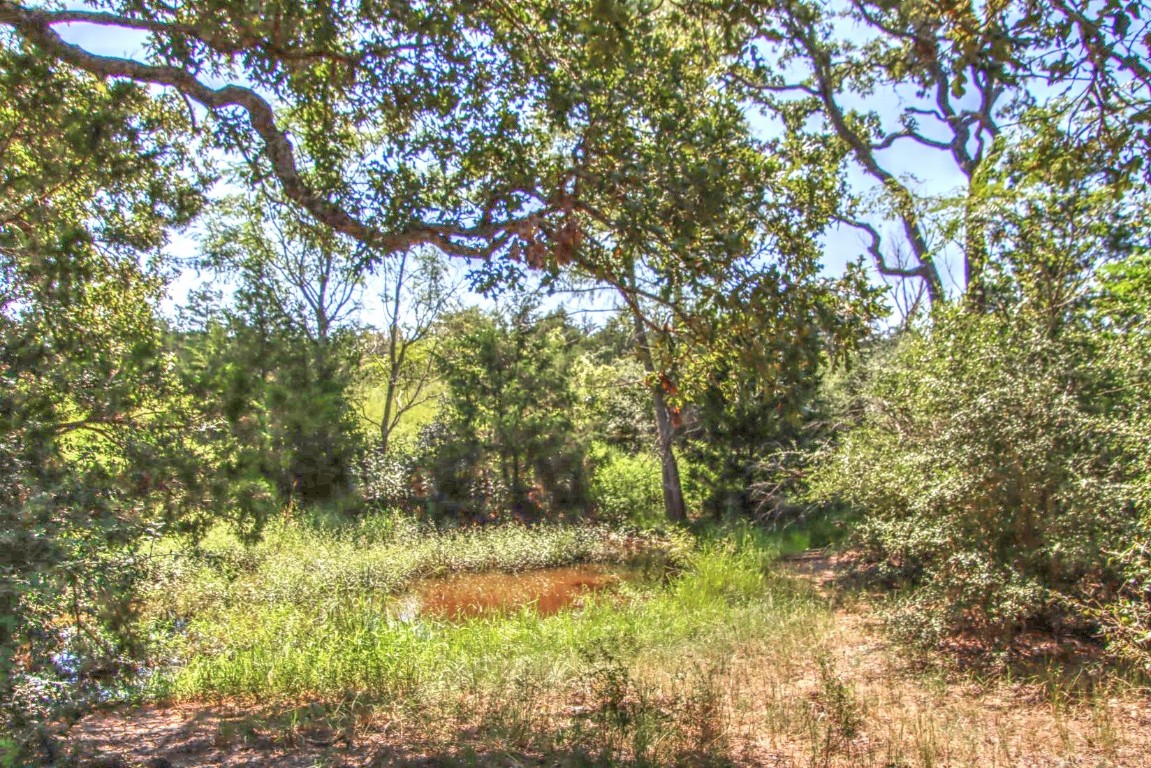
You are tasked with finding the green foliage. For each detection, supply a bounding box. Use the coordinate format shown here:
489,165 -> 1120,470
1,1 -> 1147,752
809,306 -> 1147,648
588,445 -> 664,526
963,105 -> 1144,322
1090,253 -> 1151,670
732,0 -> 1151,303
356,375 -> 441,443
0,42 -> 217,751
358,247 -> 458,454
1,0 -> 789,302
174,297 -> 364,506
813,652 -> 861,752
571,345 -> 653,453
802,98 -> 1151,656
181,192 -> 367,504
682,365 -> 816,519
144,520 -> 812,707
421,303 -> 591,520
145,515 -> 655,627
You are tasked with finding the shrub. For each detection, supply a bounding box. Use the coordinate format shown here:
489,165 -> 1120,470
589,445 -> 664,525
809,307 -> 1146,648
1091,254 -> 1151,668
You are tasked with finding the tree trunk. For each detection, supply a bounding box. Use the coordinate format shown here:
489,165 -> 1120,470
652,385 -> 687,524
963,191 -> 989,313
627,302 -> 687,524
379,253 -> 408,455
379,325 -> 400,455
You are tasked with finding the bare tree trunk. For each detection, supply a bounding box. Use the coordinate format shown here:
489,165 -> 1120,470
379,324 -> 399,455
378,252 -> 407,455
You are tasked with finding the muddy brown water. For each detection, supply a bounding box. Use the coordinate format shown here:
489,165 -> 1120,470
411,564 -> 632,619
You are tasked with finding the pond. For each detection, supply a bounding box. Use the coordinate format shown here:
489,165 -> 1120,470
408,564 -> 635,620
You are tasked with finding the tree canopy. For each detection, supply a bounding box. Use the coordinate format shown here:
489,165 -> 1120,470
724,0 -> 1151,303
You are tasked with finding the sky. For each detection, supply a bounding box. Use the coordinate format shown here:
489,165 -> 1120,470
54,12 -> 972,328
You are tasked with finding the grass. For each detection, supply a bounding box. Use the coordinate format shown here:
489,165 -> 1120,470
160,544 -> 819,698
146,518 -> 820,700
131,516 -> 829,764
101,514 -> 1151,767
143,513 -> 688,623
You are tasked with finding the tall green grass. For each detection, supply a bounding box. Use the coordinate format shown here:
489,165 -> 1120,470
143,514 -> 691,624
159,541 -> 819,704
144,520 -> 824,702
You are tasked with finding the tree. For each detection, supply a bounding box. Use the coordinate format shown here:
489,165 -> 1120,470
203,191 -> 364,350
0,1 -> 743,283
0,0 -> 551,259
570,314 -> 655,453
363,248 -> 459,456
0,45 -> 210,755
492,1 -> 843,521
0,1 -> 831,331
965,105 -> 1144,331
802,102 -> 1150,651
1093,251 -> 1151,670
192,192 -> 366,502
567,105 -> 878,521
0,1 -> 846,523
724,0 -> 1151,306
429,303 -> 588,521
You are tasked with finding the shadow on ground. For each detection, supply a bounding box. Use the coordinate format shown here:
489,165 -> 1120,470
63,700 -> 736,768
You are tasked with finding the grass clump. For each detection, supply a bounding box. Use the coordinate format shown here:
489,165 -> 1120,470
152,527 -> 818,701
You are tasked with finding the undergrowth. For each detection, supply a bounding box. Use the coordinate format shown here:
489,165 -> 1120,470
150,523 -> 819,701
135,517 -> 829,765
60,515 -> 1150,766
142,514 -> 690,624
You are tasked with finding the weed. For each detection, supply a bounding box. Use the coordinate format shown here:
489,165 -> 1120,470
131,519 -> 823,765
811,652 -> 862,764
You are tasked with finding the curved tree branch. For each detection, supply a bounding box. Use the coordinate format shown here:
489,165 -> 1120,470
834,215 -> 931,281
0,1 -> 551,263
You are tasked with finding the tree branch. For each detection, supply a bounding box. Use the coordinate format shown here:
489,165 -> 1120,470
1050,0 -> 1151,98
873,129 -> 953,152
835,215 -> 931,280
0,1 -> 551,262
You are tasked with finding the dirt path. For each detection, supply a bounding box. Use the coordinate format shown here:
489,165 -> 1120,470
59,551 -> 1151,767
737,550 -> 1151,767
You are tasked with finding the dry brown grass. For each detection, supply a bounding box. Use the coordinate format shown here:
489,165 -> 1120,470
720,610 -> 1151,767
719,553 -> 1151,768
